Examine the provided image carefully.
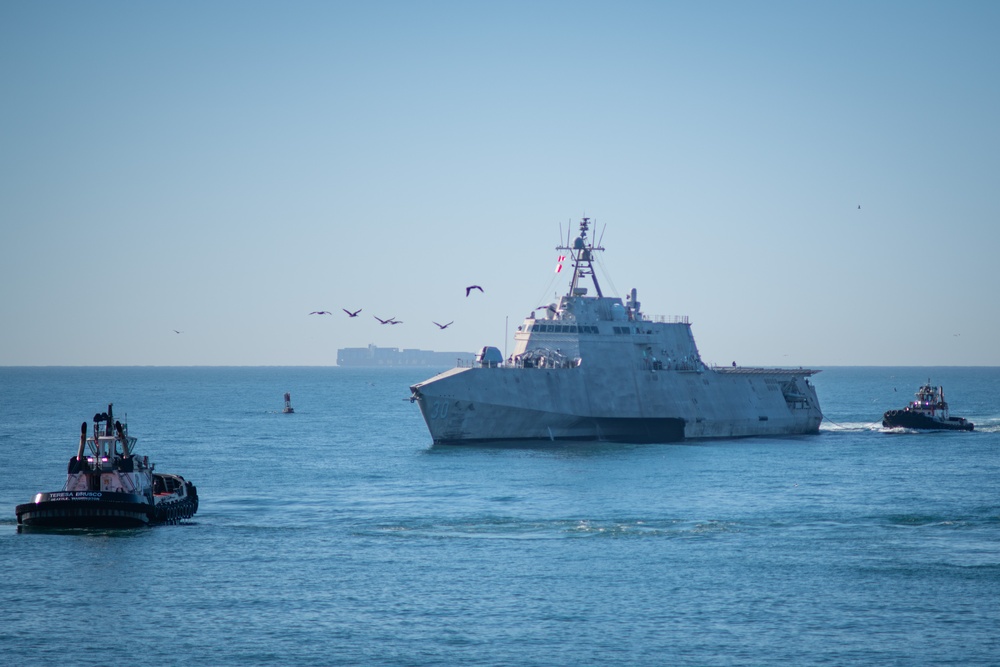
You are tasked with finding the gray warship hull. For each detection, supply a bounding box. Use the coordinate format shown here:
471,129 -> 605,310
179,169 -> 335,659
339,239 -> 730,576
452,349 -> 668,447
412,365 -> 820,443
410,216 -> 822,445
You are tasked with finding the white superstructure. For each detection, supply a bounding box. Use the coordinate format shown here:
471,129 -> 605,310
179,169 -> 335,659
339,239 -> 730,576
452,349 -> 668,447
410,217 -> 822,444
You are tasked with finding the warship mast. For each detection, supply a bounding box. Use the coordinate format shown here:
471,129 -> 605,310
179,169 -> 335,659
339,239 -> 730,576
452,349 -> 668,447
559,217 -> 605,298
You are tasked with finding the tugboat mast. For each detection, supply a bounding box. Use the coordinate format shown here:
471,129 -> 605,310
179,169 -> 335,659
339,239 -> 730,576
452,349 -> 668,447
559,217 -> 605,298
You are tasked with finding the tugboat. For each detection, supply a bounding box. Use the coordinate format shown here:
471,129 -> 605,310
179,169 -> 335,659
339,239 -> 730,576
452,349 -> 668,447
15,404 -> 199,528
882,381 -> 974,431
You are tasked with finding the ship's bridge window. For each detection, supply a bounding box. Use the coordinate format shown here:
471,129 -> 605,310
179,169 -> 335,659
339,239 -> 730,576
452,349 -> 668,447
531,323 -> 585,334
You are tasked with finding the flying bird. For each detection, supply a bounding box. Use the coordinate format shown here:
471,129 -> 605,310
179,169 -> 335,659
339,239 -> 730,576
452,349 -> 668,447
343,308 -> 361,317
173,330 -> 183,334
465,285 -> 484,297
310,311 -> 333,315
433,321 -> 454,329
374,315 -> 394,324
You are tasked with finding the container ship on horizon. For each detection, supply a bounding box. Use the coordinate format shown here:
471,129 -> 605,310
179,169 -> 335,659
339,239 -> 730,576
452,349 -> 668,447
337,344 -> 475,368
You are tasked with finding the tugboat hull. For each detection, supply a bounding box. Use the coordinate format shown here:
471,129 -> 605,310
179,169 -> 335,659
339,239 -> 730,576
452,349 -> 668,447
16,494 -> 154,529
16,487 -> 199,529
882,410 -> 974,431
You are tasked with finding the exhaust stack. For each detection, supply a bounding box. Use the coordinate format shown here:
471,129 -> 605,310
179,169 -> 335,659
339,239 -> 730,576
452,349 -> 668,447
76,421 -> 87,460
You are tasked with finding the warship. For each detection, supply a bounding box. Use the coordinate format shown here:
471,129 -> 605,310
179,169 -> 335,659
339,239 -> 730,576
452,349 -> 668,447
409,217 -> 822,444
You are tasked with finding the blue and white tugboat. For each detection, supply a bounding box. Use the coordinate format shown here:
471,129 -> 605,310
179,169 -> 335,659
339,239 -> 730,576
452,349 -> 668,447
882,381 -> 974,431
15,404 -> 198,528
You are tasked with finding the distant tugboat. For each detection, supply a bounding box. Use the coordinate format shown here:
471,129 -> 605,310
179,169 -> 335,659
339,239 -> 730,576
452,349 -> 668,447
283,392 -> 294,414
15,404 -> 198,528
882,382 -> 974,431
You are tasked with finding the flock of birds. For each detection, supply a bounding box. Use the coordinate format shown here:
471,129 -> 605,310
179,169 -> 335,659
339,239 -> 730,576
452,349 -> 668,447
308,285 -> 483,331
174,286 -> 483,335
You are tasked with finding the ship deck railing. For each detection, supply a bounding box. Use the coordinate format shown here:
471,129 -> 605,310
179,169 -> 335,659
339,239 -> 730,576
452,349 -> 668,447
452,357 -> 818,376
454,358 -> 709,372
714,365 -> 820,376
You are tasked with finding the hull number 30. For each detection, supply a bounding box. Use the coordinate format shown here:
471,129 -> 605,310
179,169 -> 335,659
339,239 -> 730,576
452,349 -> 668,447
429,401 -> 450,419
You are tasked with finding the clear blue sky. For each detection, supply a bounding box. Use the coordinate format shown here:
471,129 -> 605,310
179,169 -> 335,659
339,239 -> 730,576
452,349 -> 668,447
2,1 -> 998,366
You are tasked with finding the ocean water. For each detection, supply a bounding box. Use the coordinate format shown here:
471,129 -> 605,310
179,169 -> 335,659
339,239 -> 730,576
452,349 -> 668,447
1,366 -> 998,666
